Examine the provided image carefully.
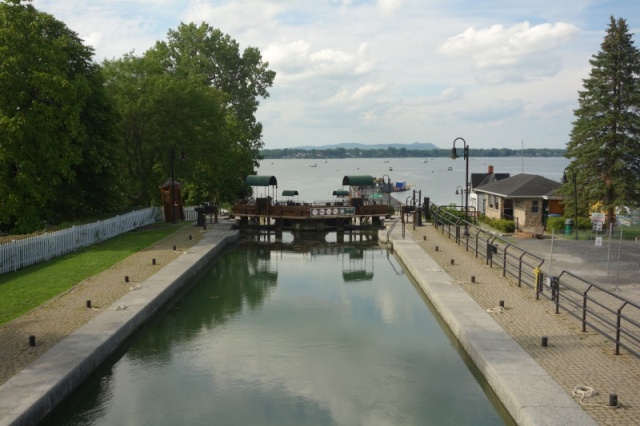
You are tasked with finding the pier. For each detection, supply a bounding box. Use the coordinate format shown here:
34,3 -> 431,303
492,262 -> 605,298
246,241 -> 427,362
231,175 -> 394,231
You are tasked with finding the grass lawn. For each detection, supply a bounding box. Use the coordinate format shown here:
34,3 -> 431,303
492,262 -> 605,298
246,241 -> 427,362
0,223 -> 186,325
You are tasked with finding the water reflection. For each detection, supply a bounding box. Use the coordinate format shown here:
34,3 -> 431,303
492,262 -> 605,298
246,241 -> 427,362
44,232 -> 510,426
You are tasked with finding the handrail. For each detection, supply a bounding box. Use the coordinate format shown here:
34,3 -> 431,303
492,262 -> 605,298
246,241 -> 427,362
429,203 -> 640,359
385,215 -> 402,243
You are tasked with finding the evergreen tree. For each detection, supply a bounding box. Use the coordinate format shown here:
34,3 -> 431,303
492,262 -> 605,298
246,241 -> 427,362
565,16 -> 640,226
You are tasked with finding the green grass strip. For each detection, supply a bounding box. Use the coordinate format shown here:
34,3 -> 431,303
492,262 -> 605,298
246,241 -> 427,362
0,223 -> 184,325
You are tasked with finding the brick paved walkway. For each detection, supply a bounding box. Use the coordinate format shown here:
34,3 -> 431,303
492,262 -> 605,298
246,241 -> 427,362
408,223 -> 640,426
0,222 -> 205,387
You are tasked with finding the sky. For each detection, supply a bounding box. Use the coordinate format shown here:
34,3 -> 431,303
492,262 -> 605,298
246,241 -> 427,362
32,0 -> 640,150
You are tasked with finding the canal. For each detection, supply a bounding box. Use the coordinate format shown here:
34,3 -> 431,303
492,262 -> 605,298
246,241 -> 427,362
44,232 -> 513,425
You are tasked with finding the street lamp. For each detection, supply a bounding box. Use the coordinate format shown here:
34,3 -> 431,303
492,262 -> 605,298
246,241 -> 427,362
382,174 -> 391,208
455,185 -> 464,210
563,166 -> 578,239
451,137 -> 469,221
170,143 -> 187,224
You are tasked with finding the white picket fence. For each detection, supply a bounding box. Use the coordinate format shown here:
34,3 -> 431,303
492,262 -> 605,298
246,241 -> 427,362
0,207 -> 161,275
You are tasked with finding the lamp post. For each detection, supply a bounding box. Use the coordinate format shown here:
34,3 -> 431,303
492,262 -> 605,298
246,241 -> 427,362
382,174 -> 391,208
455,186 -> 464,210
170,144 -> 186,224
563,166 -> 578,239
451,137 -> 469,221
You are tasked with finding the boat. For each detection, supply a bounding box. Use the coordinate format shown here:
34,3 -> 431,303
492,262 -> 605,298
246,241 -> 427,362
388,166 -> 393,171
375,177 -> 411,193
423,159 -> 428,163
447,166 -> 453,171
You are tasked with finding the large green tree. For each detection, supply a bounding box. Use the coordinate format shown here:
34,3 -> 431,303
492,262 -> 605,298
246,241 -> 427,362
152,23 -> 276,204
103,23 -> 275,207
565,16 -> 640,225
0,0 -> 123,233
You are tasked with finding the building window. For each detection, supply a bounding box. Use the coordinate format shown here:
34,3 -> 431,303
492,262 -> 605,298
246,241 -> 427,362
531,200 -> 539,213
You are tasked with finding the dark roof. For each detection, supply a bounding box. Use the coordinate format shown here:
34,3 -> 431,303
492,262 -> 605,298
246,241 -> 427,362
282,190 -> 299,197
470,172 -> 510,189
474,173 -> 561,197
342,175 -> 375,187
245,175 -> 277,187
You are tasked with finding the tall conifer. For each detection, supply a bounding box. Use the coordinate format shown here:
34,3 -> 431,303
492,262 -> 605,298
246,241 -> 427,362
566,16 -> 640,225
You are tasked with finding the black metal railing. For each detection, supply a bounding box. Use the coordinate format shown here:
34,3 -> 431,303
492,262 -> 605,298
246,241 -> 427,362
429,202 -> 640,359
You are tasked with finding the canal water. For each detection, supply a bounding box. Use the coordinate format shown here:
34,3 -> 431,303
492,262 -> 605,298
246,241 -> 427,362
44,233 -> 513,425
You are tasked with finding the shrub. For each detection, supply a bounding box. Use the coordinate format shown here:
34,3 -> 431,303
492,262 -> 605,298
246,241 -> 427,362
478,215 -> 515,233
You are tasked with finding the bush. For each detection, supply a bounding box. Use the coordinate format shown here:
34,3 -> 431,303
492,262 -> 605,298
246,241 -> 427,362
479,215 -> 515,233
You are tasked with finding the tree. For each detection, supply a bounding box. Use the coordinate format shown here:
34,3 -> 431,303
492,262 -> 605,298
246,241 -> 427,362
102,23 -> 275,207
565,16 -> 640,225
0,0 -> 123,232
152,23 -> 276,204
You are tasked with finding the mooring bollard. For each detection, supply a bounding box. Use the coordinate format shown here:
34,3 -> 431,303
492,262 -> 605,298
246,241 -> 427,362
499,300 -> 504,308
29,335 -> 36,347
450,259 -> 454,265
173,245 -> 177,251
124,276 -> 129,283
609,394 -> 618,407
86,300 -> 91,309
541,337 -> 548,347
152,258 -> 156,265
471,276 -> 475,283
435,246 -> 439,252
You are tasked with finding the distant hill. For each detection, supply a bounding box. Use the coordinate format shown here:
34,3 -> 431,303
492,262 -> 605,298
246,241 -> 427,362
293,142 -> 440,150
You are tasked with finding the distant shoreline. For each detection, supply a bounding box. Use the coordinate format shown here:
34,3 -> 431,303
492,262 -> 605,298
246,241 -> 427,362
261,147 -> 565,160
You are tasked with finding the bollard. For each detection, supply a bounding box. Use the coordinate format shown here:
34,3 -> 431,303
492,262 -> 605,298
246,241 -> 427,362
189,235 -> 192,240
435,246 -> 439,252
173,245 -> 177,251
124,276 -> 129,283
499,300 -> 504,308
471,276 -> 475,283
609,394 -> 618,407
541,337 -> 548,347
450,259 -> 455,265
152,258 -> 156,265
86,300 -> 91,309
29,335 -> 36,347
423,236 -> 426,241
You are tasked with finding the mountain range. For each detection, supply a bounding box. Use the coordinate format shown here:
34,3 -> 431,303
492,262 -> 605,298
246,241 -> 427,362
292,142 -> 440,150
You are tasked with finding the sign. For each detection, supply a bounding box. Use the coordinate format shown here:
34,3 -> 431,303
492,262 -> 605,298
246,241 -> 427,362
591,212 -> 605,232
595,237 -> 603,247
310,207 -> 355,217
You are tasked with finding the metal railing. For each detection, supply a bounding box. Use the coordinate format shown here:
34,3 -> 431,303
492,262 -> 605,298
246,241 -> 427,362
429,203 -> 640,359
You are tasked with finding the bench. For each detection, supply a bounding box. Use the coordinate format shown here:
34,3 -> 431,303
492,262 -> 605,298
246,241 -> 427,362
533,226 -> 545,239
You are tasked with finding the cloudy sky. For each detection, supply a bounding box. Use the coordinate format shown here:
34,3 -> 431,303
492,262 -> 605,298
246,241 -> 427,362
32,0 -> 639,150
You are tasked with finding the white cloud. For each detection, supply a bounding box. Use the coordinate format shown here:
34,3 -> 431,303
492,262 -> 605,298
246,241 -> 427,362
29,1 -> 639,149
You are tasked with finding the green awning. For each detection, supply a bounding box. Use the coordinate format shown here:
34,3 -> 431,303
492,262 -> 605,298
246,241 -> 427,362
245,175 -> 278,186
282,190 -> 299,196
342,175 -> 375,187
333,190 -> 349,197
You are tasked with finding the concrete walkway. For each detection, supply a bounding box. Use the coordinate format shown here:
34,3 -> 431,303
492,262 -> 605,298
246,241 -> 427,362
0,219 -> 239,425
392,221 -> 640,426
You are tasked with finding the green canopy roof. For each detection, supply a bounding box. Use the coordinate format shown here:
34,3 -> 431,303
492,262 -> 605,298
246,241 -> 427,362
282,190 -> 299,196
342,175 -> 375,187
245,175 -> 278,187
333,189 -> 349,197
